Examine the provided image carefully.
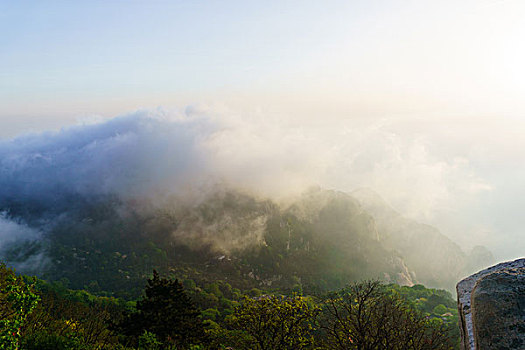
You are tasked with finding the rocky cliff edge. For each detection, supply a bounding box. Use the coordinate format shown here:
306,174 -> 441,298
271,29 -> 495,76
456,258 -> 525,350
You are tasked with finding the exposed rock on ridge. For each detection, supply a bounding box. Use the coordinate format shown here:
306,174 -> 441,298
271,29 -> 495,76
456,258 -> 525,350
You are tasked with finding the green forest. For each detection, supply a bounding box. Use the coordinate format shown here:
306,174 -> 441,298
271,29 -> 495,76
0,189 -> 469,349
1,263 -> 459,349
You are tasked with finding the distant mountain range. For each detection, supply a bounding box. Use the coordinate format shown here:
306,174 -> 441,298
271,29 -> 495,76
351,188 -> 494,290
0,186 -> 494,297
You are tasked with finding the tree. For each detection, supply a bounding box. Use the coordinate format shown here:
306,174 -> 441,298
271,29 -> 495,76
320,281 -> 454,350
228,294 -> 319,350
0,263 -> 40,349
22,291 -> 118,349
118,270 -> 205,348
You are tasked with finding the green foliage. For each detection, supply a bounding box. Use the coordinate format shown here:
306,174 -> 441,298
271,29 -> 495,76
2,189 -> 467,348
118,270 -> 205,348
432,304 -> 449,316
183,279 -> 196,290
247,288 -> 262,297
138,331 -> 162,350
204,283 -> 223,298
34,189 -> 446,300
16,275 -> 130,349
228,294 -> 320,350
387,282 -> 460,347
21,331 -> 89,350
201,308 -> 219,321
320,281 -> 455,350
6,263 -> 461,349
0,263 -> 39,349
204,320 -> 253,350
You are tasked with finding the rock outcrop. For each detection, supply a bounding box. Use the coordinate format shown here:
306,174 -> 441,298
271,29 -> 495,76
457,258 -> 525,350
471,267 -> 525,349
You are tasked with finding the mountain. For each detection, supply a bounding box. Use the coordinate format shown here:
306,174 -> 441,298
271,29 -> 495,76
0,186 -> 490,297
352,188 -> 495,290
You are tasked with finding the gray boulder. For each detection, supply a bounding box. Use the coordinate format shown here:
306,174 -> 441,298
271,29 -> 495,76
457,258 -> 525,350
471,267 -> 525,349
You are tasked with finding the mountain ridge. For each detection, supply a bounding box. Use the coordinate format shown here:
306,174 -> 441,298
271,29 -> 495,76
0,186 -> 492,296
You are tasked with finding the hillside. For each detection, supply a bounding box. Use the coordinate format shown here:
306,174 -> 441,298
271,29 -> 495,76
0,186 -> 490,297
0,262 -> 460,349
352,188 -> 495,290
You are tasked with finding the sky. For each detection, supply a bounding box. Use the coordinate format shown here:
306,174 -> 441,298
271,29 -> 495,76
1,0 -> 525,260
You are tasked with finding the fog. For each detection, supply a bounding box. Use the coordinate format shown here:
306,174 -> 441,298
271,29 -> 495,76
0,212 -> 47,271
0,108 -> 522,262
3,0 -> 525,265
0,212 -> 41,250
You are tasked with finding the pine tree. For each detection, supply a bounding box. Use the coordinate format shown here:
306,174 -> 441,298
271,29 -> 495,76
119,270 -> 205,348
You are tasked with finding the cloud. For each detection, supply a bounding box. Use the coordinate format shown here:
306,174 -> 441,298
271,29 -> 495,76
0,212 -> 47,272
0,110 -> 217,206
0,109 -> 491,222
20,105 -> 525,270
0,212 -> 41,248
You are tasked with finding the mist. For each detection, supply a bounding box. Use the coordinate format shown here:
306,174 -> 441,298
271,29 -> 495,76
0,213 -> 41,249
3,0 -> 525,269
1,107 -> 520,264
0,212 -> 47,271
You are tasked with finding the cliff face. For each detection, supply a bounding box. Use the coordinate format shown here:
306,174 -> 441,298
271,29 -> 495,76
456,258 -> 525,350
352,188 -> 494,291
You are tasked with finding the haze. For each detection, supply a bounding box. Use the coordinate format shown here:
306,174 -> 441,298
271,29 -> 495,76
1,0 -> 524,260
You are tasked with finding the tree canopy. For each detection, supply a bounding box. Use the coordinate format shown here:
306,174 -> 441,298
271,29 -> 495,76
118,270 -> 205,348
320,281 -> 455,350
0,263 -> 40,349
228,294 -> 319,350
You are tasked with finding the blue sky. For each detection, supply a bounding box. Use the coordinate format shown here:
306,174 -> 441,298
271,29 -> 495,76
3,0 -> 525,131
1,1 -> 376,117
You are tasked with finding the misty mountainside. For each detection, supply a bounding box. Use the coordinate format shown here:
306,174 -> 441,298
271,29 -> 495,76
352,188 -> 495,290
0,113 -> 495,297
0,183 -> 489,297
0,187 -> 408,297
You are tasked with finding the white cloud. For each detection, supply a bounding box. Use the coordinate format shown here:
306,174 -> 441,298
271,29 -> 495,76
0,212 -> 41,248
0,108 -> 503,257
